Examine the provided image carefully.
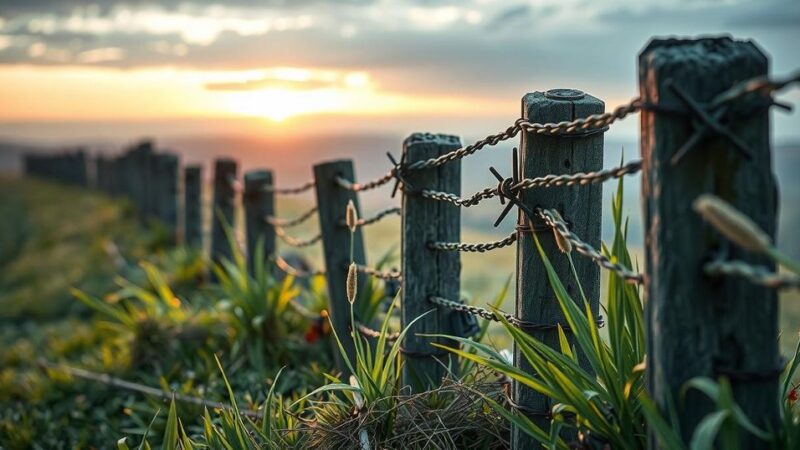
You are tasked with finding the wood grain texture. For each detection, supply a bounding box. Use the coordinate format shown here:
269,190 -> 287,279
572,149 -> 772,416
314,160 -> 367,374
513,90 -> 604,447
183,166 -> 203,249
401,133 -> 462,392
211,158 -> 238,265
244,170 -> 275,273
640,37 -> 778,448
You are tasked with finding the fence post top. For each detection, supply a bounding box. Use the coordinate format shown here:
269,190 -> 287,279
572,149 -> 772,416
244,169 -> 273,184
313,159 -> 353,170
214,158 -> 238,168
403,133 -> 460,147
185,165 -> 202,174
523,90 -> 603,110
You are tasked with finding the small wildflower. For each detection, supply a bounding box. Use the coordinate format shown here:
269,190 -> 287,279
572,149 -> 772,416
346,262 -> 358,304
788,387 -> 798,407
693,194 -> 770,254
346,200 -> 358,233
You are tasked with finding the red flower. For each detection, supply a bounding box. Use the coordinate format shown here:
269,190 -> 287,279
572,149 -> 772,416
304,327 -> 320,344
788,387 -> 798,406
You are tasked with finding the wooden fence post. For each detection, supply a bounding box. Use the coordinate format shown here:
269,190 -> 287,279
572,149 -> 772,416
401,133 -> 462,392
314,160 -> 366,374
513,89 -> 604,447
244,169 -> 275,273
211,158 -> 238,266
640,37 -> 779,448
184,166 -> 203,249
153,153 -> 179,244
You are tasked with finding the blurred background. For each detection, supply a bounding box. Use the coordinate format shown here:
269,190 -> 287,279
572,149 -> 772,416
0,0 -> 798,343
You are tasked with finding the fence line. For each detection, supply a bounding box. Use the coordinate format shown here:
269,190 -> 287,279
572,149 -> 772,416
23,43 -> 800,449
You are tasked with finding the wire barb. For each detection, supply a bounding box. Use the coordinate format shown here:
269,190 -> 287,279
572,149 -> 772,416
275,226 -> 322,248
265,206 -> 318,228
428,232 -> 517,253
537,208 -> 644,284
704,260 -> 800,290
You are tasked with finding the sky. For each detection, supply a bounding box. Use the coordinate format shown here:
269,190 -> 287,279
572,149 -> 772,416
0,0 -> 798,144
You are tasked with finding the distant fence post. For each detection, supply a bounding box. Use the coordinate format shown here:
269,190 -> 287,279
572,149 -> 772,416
513,89 -> 604,447
211,158 -> 238,266
184,166 -> 203,249
244,169 -> 275,273
153,153 -> 179,244
401,133 -> 462,393
639,37 -> 779,449
314,160 -> 366,374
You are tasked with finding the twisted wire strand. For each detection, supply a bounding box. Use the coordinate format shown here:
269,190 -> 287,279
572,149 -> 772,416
417,160 -> 642,207
538,208 -> 644,284
512,159 -> 643,191
275,226 -> 322,248
275,255 -> 325,278
406,98 -> 641,171
265,206 -> 318,228
429,232 -> 517,252
355,264 -> 402,281
356,322 -> 400,341
428,296 -> 604,332
335,172 -> 394,192
704,260 -> 800,290
263,180 -> 316,195
342,206 -> 401,228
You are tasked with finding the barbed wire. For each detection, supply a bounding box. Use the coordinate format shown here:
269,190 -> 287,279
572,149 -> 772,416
342,206 -> 401,228
263,180 -> 316,195
265,206 -> 318,228
710,70 -> 800,109
537,208 -> 644,284
275,226 -> 322,248
275,255 -> 325,278
335,172 -> 395,193
428,232 -> 517,253
417,159 -> 642,208
355,264 -> 402,281
356,322 -> 400,341
704,260 -> 800,290
428,296 -> 604,332
406,99 -> 641,171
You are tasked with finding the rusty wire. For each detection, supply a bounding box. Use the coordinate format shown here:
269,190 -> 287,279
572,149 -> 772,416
265,206 -> 318,228
406,98 -> 641,171
275,226 -> 322,248
341,206 -> 401,228
428,296 -> 604,332
356,322 -> 400,341
263,180 -> 316,195
537,208 -> 644,284
355,264 -> 402,281
428,232 -> 517,253
275,255 -> 325,278
335,172 -> 395,193
418,159 -> 642,208
710,70 -> 800,109
704,260 -> 800,290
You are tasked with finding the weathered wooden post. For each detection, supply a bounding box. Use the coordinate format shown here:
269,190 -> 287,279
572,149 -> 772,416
640,37 -> 779,448
513,89 -> 604,447
244,169 -> 275,273
314,160 -> 366,373
183,166 -> 203,249
401,133 -> 462,392
153,153 -> 179,244
211,158 -> 238,266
